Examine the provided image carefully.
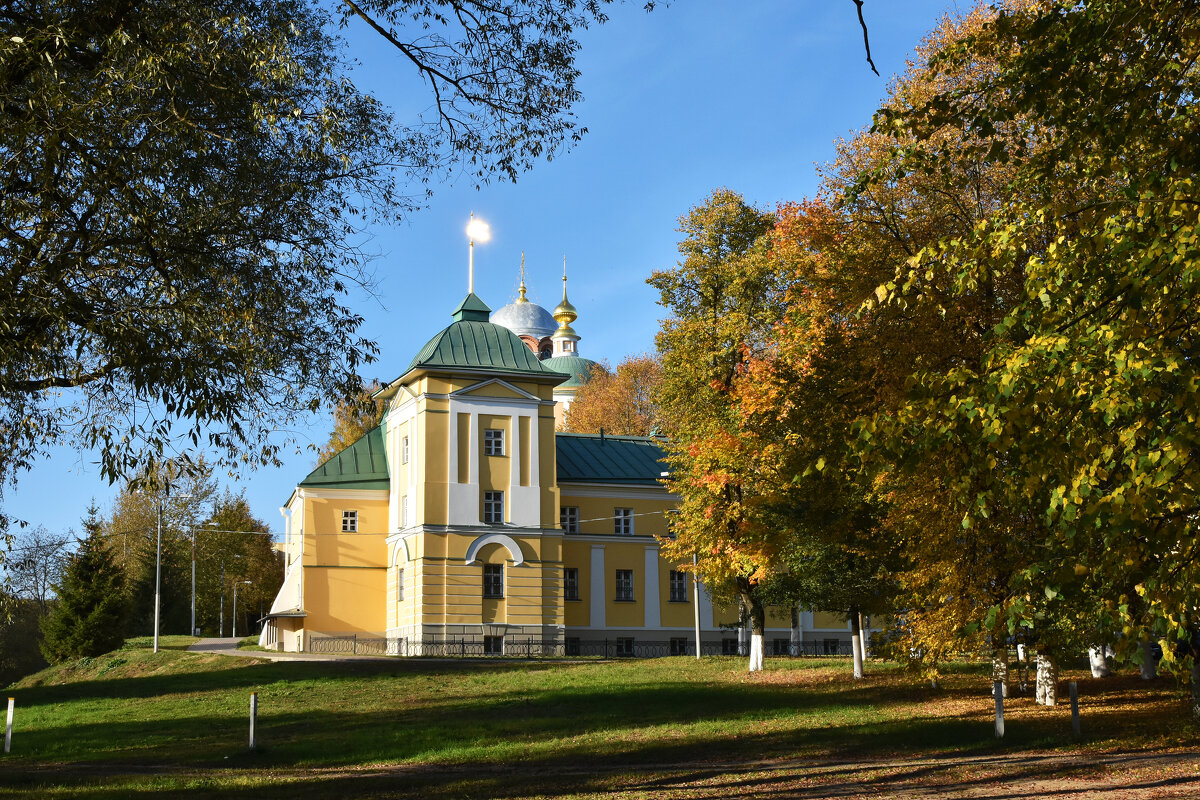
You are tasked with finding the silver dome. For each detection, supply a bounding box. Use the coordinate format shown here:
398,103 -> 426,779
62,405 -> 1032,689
490,300 -> 557,338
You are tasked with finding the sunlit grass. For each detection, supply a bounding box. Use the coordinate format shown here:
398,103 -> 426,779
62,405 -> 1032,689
2,640 -> 1196,798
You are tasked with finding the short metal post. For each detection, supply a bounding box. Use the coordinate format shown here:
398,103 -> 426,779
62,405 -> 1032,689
994,680 -> 1005,738
5,697 -> 13,753
1069,681 -> 1081,737
249,692 -> 258,750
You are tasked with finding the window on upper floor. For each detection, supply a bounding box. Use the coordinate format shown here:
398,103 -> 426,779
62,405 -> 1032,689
483,563 -> 504,598
564,567 -> 580,601
341,510 -> 358,532
614,508 -> 634,535
484,428 -> 504,456
560,506 -> 579,533
615,568 -> 634,602
483,490 -> 504,524
669,570 -> 688,602
402,435 -> 410,463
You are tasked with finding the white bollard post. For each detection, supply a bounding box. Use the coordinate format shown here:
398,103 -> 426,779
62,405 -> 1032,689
249,692 -> 258,750
994,680 -> 1005,739
5,697 -> 13,753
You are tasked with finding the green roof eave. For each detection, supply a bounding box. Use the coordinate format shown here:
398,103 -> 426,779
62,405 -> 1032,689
300,425 -> 390,489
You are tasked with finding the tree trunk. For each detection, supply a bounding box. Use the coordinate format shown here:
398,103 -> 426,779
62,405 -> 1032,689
849,606 -> 864,679
737,597 -> 748,657
1140,639 -> 1158,680
992,646 -> 1008,698
789,602 -> 800,656
1088,646 -> 1111,678
738,581 -> 766,672
859,612 -> 869,660
1035,653 -> 1058,706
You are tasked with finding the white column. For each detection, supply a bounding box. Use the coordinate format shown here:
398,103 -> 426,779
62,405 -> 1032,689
699,581 -> 714,629
529,411 -> 541,487
643,547 -> 660,629
589,545 -> 606,628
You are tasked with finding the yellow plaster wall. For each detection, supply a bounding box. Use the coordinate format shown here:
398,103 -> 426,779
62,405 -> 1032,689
303,566 -> 386,634
557,492 -> 674,538
604,539 -> 645,628
812,611 -> 847,629
659,561 -> 695,628
305,497 -> 387,567
421,408 -> 450,525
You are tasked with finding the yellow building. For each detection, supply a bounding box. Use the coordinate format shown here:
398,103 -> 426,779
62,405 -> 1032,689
259,286 -> 865,656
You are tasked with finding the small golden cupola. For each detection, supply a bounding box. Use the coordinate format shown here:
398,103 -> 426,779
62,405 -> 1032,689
552,261 -> 580,355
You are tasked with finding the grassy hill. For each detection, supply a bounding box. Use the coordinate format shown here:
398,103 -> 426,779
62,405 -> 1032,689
2,640 -> 1197,798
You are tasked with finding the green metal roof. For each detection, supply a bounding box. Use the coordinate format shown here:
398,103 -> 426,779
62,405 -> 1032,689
556,432 -> 668,485
300,425 -> 390,490
451,292 -> 492,322
544,355 -> 601,388
405,295 -> 569,380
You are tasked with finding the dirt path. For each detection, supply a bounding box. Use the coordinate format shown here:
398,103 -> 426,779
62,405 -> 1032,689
9,748 -> 1199,798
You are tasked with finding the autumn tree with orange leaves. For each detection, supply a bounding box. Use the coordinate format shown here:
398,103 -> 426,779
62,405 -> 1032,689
650,188 -> 788,672
561,355 -> 663,436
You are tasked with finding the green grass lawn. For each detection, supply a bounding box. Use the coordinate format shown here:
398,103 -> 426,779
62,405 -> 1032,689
2,642 -> 1196,798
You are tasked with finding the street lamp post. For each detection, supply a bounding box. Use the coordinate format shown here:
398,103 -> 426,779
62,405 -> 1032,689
233,581 -> 252,638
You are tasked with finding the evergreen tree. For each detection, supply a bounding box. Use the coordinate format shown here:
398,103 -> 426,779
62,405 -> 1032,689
40,507 -> 129,662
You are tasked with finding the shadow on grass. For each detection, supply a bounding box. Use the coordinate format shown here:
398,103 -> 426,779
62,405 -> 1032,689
4,658 -> 1197,798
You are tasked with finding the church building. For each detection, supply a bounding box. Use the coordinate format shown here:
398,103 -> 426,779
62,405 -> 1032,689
258,259 -> 858,656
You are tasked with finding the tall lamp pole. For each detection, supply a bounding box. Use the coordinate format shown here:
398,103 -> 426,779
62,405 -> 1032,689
153,499 -> 162,654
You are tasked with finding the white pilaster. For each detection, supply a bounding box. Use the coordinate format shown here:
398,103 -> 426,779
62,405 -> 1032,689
590,545 -> 606,628
643,546 -> 661,628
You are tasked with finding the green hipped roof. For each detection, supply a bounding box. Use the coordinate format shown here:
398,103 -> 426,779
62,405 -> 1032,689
300,425 -> 389,490
404,294 -> 568,381
544,355 -> 600,388
556,432 -> 668,485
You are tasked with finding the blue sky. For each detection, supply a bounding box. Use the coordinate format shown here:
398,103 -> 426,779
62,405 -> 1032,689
9,0 -> 959,538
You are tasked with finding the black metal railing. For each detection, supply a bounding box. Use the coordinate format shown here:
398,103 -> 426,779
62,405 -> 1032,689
304,636 -> 856,659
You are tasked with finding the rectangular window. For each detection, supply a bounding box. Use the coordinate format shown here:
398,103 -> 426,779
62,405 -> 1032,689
564,637 -> 581,656
772,638 -> 791,656
614,508 -> 634,535
615,637 -> 635,657
341,510 -> 358,532
823,638 -> 840,655
402,435 -> 410,464
396,568 -> 405,602
669,570 -> 688,602
401,495 -> 409,527
615,569 -> 634,602
483,491 -> 504,524
560,506 -> 580,533
564,567 -> 580,601
670,637 -> 689,656
483,635 -> 504,655
722,638 -> 739,655
483,564 -> 504,598
484,428 -> 505,456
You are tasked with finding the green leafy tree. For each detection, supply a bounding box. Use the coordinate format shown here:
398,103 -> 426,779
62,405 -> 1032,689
40,509 -> 130,662
0,0 -> 650,532
102,463 -> 217,636
650,188 -> 786,671
857,0 -> 1200,709
196,491 -> 281,637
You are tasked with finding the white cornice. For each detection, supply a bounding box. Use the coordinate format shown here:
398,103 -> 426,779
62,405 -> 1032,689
297,488 -> 390,501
